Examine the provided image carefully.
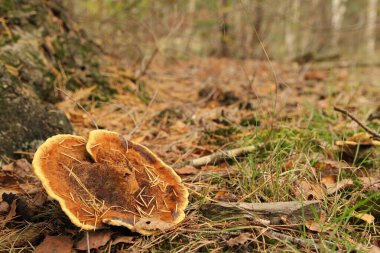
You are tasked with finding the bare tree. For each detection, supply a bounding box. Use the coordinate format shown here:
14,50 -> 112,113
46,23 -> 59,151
331,0 -> 348,49
219,0 -> 230,57
285,0 -> 300,58
366,0 -> 378,55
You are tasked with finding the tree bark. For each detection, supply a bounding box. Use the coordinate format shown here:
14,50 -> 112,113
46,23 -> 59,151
331,0 -> 348,49
366,0 -> 378,55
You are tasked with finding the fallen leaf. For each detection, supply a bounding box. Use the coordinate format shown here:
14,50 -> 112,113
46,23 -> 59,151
175,165 -> 199,175
305,214 -> 332,232
215,189 -> 238,202
313,160 -> 349,178
325,178 -> 354,195
369,245 -> 380,253
34,235 -> 73,253
0,201 -> 10,214
1,200 -> 17,227
75,230 -> 113,250
352,212 -> 375,224
227,233 -> 252,247
112,236 -> 134,245
295,180 -> 324,200
1,159 -> 37,181
359,177 -> 380,191
304,70 -> 327,81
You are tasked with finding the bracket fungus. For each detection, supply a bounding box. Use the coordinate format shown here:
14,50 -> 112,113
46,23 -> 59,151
32,130 -> 189,234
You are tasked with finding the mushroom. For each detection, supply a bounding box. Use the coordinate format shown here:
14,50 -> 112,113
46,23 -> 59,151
32,129 -> 189,234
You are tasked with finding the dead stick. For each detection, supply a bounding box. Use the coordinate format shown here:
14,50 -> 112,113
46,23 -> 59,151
265,229 -> 335,248
201,200 -> 321,225
172,145 -> 261,169
334,107 -> 380,140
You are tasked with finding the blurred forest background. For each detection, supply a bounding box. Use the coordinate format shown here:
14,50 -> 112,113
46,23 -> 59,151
65,0 -> 380,64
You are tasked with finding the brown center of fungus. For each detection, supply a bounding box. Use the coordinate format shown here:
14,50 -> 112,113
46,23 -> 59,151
32,130 -> 189,235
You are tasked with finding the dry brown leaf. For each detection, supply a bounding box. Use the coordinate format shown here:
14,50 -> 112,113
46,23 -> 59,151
304,70 -> 327,81
215,189 -> 238,202
1,200 -> 17,226
370,245 -> 380,253
325,179 -> 354,195
305,213 -> 332,232
112,236 -> 134,245
295,180 -> 324,200
359,177 -> 380,191
313,160 -> 348,177
352,212 -> 375,224
227,233 -> 252,247
0,201 -> 10,214
175,165 -> 200,175
75,230 -> 113,250
34,235 -> 73,253
1,159 -> 37,181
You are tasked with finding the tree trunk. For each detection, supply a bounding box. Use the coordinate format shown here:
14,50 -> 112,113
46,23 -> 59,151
219,0 -> 230,57
366,0 -> 378,55
331,0 -> 348,49
285,0 -> 300,58
0,0 -> 110,162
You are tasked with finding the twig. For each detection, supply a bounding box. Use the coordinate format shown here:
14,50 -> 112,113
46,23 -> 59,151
265,229 -> 336,249
57,88 -> 98,129
334,107 -> 380,140
133,47 -> 159,82
123,89 -> 158,141
200,200 -> 321,225
172,145 -> 261,169
86,231 -> 90,253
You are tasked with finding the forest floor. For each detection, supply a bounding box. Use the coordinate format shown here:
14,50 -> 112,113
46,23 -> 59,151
1,56 -> 380,252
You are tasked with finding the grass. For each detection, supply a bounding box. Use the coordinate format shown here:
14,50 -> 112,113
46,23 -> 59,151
127,113 -> 378,252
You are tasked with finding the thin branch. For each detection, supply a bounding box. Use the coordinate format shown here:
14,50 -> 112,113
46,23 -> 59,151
334,107 -> 380,140
86,231 -> 90,253
201,200 -> 321,225
133,47 -> 159,82
123,89 -> 158,140
172,145 -> 262,169
57,88 -> 98,129
265,229 -> 336,249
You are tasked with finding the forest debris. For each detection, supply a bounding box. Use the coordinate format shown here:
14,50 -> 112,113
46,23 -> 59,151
334,107 -> 380,140
174,165 -> 200,175
352,212 -> 375,224
201,200 -> 321,225
264,229 -> 335,249
75,230 -> 113,251
0,201 -> 16,227
35,235 -> 73,253
173,145 -> 261,168
325,178 -> 354,195
359,177 -> 380,191
295,180 -> 324,200
112,235 -> 134,245
1,159 -> 38,182
215,189 -> 238,202
227,232 -> 253,247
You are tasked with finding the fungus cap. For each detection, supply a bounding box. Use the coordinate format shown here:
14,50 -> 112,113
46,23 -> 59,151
32,130 -> 189,234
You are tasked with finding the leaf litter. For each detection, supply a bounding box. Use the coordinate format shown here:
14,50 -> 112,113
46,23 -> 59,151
1,56 -> 380,252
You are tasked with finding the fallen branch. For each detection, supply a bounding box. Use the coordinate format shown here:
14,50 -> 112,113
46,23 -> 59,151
265,229 -> 336,249
200,200 -> 321,225
172,145 -> 261,169
334,107 -> 380,140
